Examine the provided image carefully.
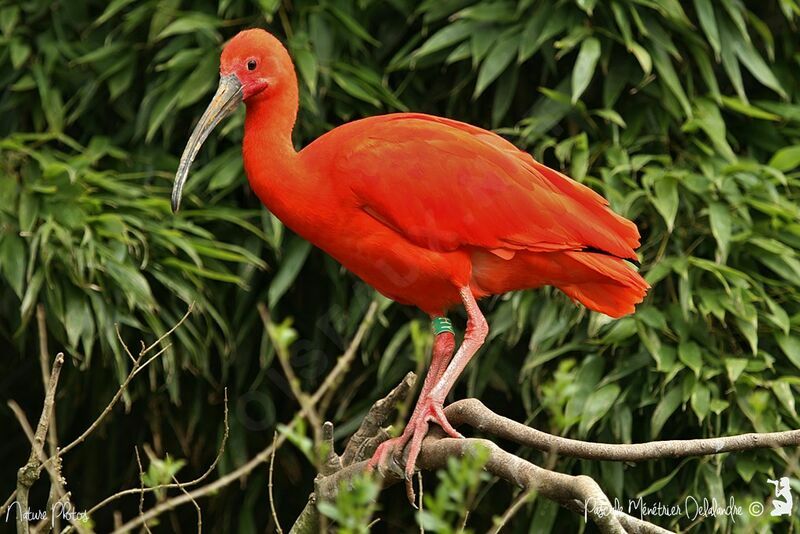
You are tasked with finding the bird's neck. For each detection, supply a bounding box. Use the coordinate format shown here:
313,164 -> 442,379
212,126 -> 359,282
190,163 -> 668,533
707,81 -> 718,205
242,86 -> 315,231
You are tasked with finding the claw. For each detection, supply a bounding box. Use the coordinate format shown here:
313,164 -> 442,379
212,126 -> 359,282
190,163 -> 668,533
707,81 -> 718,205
406,477 -> 417,508
367,396 -> 463,506
431,403 -> 463,439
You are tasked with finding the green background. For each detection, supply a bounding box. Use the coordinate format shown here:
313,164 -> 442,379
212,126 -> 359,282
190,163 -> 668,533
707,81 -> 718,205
2,0 -> 800,531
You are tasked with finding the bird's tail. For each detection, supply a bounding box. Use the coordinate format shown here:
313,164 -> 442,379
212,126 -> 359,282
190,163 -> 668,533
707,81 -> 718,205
557,251 -> 649,318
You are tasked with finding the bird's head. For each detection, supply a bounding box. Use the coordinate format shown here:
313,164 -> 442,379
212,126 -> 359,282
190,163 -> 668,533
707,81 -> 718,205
171,29 -> 293,212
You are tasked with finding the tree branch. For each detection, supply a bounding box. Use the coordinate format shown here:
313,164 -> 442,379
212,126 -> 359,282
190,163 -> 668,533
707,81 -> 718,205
444,398 -> 800,461
289,389 -> 800,533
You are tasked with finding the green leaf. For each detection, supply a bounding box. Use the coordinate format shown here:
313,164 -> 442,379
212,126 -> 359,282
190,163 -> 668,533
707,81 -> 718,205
331,72 -> 381,107
20,270 -> 44,322
326,6 -> 379,46
413,22 -> 472,58
0,233 -> 26,298
571,37 -> 601,103
772,381 -> 797,418
579,384 -> 620,435
593,109 -> 626,127
95,0 -> 136,26
651,177 -> 679,232
268,237 -> 312,308
651,45 -> 691,117
691,384 -> 711,422
720,96 -> 781,121
678,341 -> 702,377
651,385 -> 682,438
776,335 -> 800,372
519,7 -> 568,62
736,457 -> 757,483
693,0 -> 720,57
628,43 -> 652,75
636,461 -> 688,497
65,296 -> 93,349
10,39 -> 31,69
725,358 -> 748,383
32,64 -> 64,132
735,315 -> 758,355
735,41 -> 787,99
255,0 -> 280,17
689,99 -> 735,162
161,258 -> 244,286
105,261 -> 155,308
769,146 -> 800,172
576,0 -> 597,15
708,202 -> 731,261
474,36 -> 517,99
156,14 -> 221,41
294,47 -> 318,94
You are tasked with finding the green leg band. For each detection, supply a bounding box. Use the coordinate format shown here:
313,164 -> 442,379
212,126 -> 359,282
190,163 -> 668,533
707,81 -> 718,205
432,317 -> 454,336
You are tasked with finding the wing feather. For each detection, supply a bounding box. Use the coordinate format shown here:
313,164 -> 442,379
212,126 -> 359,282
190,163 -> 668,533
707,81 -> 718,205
330,113 -> 640,260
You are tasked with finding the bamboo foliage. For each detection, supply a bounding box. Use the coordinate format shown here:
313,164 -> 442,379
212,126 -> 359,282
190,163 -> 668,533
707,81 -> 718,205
1,0 -> 800,531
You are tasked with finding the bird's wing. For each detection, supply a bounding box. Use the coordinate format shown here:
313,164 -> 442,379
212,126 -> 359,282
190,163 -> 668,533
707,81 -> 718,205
331,113 -> 640,260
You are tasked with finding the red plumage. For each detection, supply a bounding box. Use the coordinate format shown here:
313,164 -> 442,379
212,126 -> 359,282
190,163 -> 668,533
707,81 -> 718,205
302,112 -> 647,317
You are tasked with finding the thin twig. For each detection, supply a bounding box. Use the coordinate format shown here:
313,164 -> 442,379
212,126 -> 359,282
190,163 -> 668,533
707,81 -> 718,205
489,487 -> 536,534
70,389 -> 229,528
417,472 -> 424,534
142,303 -> 195,356
29,306 -> 192,487
269,431 -> 283,534
134,447 -> 153,534
170,471 -> 202,534
258,303 -> 323,448
112,303 -> 379,534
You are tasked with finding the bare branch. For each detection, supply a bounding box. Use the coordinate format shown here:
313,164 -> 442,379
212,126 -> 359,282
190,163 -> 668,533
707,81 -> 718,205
14,352 -> 64,534
35,306 -> 63,532
75,389 -> 229,525
36,305 -> 59,460
341,371 -> 415,466
258,303 -> 323,448
9,391 -> 89,534
269,431 -> 283,534
142,302 -> 195,356
170,471 -> 201,534
134,447 -> 153,534
445,398 -> 800,461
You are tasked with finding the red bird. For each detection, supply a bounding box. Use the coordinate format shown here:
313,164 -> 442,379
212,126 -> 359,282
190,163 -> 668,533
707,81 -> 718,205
172,29 -> 648,500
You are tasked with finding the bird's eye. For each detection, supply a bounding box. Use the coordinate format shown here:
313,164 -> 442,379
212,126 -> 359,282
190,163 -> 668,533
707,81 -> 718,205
247,59 -> 257,71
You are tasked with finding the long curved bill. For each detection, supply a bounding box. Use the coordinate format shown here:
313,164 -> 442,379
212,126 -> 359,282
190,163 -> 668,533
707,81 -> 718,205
171,74 -> 243,212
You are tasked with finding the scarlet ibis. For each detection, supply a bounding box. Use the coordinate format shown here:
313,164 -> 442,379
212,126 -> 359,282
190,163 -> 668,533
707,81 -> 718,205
171,29 -> 648,501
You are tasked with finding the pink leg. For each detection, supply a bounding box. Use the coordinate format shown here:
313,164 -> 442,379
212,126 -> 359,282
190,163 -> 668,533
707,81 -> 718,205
369,287 -> 489,505
368,329 -> 456,470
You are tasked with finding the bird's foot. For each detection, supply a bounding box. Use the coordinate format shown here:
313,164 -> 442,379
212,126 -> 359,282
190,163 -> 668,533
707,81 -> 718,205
367,397 -> 463,506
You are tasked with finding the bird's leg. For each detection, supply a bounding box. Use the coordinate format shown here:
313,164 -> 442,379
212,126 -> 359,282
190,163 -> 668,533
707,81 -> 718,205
427,286 -> 488,404
369,287 -> 489,505
367,325 -> 456,470
401,287 -> 487,499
